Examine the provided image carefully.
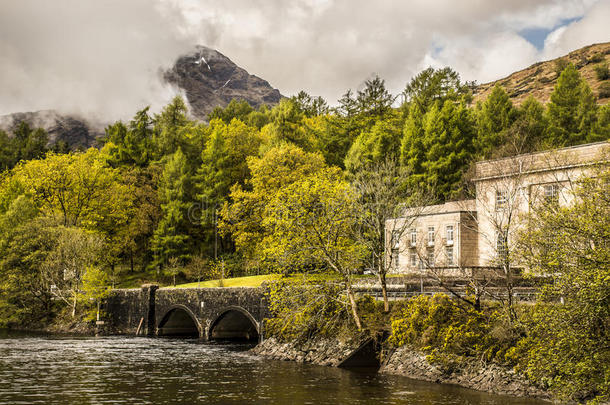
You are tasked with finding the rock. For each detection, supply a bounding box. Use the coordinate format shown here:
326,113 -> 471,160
164,45 -> 283,120
380,345 -> 552,400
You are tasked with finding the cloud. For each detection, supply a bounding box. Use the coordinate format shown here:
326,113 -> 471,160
162,0 -> 608,99
0,0 -> 607,122
542,0 -> 610,59
0,0 -> 195,122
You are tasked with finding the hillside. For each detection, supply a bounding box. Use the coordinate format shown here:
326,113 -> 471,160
473,42 -> 610,105
0,110 -> 102,149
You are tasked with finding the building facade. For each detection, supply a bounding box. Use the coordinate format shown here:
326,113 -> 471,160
387,141 -> 609,274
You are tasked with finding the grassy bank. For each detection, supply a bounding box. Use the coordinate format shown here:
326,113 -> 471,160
172,274 -> 280,288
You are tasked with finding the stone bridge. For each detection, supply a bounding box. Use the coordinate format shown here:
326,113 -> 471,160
105,285 -> 268,341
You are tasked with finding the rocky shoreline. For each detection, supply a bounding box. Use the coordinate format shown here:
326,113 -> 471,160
253,337 -> 552,401
382,346 -> 551,400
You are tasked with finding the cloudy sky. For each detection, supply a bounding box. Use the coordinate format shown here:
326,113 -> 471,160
1,0 -> 609,122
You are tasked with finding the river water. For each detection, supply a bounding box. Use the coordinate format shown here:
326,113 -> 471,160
0,330 -> 547,405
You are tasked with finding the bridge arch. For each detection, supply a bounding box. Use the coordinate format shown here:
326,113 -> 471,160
157,305 -> 202,338
208,306 -> 259,342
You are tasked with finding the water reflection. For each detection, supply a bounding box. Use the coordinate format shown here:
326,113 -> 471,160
0,330 -> 547,405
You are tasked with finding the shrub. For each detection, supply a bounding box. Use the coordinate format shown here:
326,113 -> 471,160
594,62 -> 609,81
588,53 -> 604,64
388,294 -> 517,364
554,58 -> 569,78
599,82 -> 610,99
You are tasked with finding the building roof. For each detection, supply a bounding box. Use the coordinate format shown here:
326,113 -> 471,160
474,141 -> 609,181
401,199 -> 476,218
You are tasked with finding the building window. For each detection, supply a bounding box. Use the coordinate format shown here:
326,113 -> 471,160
427,248 -> 435,267
543,183 -> 559,204
496,190 -> 508,209
427,226 -> 435,246
391,248 -> 399,269
446,246 -> 454,266
410,251 -> 417,267
446,225 -> 454,245
391,230 -> 400,249
410,228 -> 417,246
497,232 -> 508,262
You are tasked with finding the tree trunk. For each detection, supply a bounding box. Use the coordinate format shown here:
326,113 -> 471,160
71,291 -> 77,318
346,282 -> 362,331
378,272 -> 389,312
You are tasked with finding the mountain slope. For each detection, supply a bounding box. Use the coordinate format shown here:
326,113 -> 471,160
473,42 -> 610,105
164,45 -> 283,120
0,110 -> 101,149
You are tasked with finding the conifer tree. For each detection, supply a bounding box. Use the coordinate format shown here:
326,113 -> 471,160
547,64 -> 598,146
152,148 -> 192,267
400,103 -> 426,184
344,111 -> 403,173
421,100 -> 476,201
153,96 -> 190,158
475,84 -> 517,158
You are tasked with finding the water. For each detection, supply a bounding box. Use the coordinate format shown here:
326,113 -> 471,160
0,330 -> 547,405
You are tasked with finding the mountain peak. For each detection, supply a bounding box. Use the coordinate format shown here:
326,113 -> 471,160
164,46 -> 283,120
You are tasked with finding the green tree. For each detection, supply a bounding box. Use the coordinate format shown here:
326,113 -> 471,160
264,98 -> 316,151
0,217 -> 57,327
13,122 -> 48,163
403,67 -> 472,112
3,149 -> 133,231
219,145 -> 326,270
153,96 -> 191,158
356,75 -> 394,119
475,84 -> 518,158
344,111 -> 404,173
195,118 -> 262,255
547,63 -> 599,146
400,103 -> 426,182
593,103 -> 610,140
505,96 -> 548,154
151,148 -> 193,267
208,99 -> 254,123
42,226 -> 103,317
264,168 -> 366,329
405,100 -> 476,201
291,91 -> 329,117
80,266 -> 111,321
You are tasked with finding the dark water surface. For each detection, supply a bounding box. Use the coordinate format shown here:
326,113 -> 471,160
0,330 -> 547,405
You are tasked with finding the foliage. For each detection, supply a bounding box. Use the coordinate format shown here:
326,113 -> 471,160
475,84 -> 518,159
344,111 -> 404,173
513,169 -> 610,402
403,67 -> 472,112
219,144 -> 326,270
151,148 -> 194,267
594,62 -> 609,81
547,63 -> 599,146
80,266 -> 111,321
2,149 -> 133,229
263,168 -> 367,328
388,294 -> 518,367
599,81 -> 610,99
264,277 -> 348,342
0,122 -> 49,171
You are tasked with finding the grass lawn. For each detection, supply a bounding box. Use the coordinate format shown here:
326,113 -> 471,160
172,274 -> 280,288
